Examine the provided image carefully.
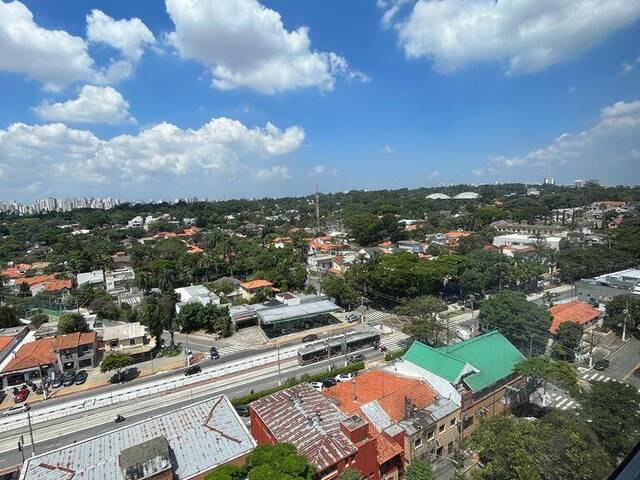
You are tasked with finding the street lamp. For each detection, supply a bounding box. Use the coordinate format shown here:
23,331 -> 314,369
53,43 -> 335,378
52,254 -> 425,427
622,308 -> 629,342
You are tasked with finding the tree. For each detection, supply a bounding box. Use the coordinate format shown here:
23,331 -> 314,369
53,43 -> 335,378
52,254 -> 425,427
338,468 -> 363,480
395,296 -> 447,345
205,464 -> 244,480
322,276 -> 358,309
460,269 -> 488,297
578,381 -> 640,460
405,459 -> 435,480
552,322 -> 582,361
479,291 -> 551,354
244,444 -> 315,480
57,312 -> 88,334
469,412 -> 611,480
514,356 -> 579,398
604,294 -> 640,335
0,304 -> 20,328
100,353 -> 133,378
29,313 -> 49,328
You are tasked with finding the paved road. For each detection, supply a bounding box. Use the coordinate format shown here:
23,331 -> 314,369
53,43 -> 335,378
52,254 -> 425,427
604,336 -> 640,387
0,347 -> 388,469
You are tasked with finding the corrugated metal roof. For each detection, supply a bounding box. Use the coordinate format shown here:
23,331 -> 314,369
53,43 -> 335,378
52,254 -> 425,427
20,396 -> 255,480
251,383 -> 358,471
360,401 -> 392,431
258,299 -> 340,325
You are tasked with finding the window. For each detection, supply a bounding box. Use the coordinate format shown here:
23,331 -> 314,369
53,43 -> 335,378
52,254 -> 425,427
450,417 -> 457,427
414,437 -> 422,448
448,442 -> 454,453
427,430 -> 434,440
129,338 -> 136,345
110,339 -> 119,347
436,446 -> 443,457
463,416 -> 473,430
438,424 -> 445,434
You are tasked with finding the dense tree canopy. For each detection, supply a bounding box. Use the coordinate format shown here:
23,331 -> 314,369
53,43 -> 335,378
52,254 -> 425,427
604,294 -> 640,334
405,459 -> 435,480
57,312 -> 88,334
479,291 -> 552,354
394,296 -> 447,345
175,302 -> 233,336
321,276 -> 359,309
0,304 -> 20,328
552,322 -> 583,361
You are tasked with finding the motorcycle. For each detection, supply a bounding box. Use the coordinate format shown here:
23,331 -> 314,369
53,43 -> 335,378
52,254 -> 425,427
115,414 -> 126,423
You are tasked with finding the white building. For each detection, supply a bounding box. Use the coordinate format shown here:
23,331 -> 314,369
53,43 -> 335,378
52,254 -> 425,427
493,233 -> 562,251
127,216 -> 144,228
76,270 -> 105,288
174,285 -> 221,313
105,267 -> 136,294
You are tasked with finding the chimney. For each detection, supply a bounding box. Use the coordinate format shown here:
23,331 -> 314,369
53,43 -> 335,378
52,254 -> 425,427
405,397 -> 413,419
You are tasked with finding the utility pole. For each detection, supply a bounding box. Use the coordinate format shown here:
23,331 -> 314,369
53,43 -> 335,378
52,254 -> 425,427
185,334 -> 190,366
622,306 -> 629,342
343,332 -> 348,367
315,185 -> 320,234
27,411 -> 36,457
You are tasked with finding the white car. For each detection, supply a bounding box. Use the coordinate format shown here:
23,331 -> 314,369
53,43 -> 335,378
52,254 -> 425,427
309,381 -> 324,392
455,328 -> 471,341
335,373 -> 355,383
2,403 -> 30,417
186,350 -> 194,359
345,313 -> 360,323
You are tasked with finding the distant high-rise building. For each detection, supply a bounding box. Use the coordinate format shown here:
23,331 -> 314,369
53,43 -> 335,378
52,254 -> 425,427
575,179 -> 586,188
543,177 -> 555,185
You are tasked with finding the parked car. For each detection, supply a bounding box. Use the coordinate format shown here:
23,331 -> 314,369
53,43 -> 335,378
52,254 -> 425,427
348,353 -> 365,364
74,370 -> 88,385
302,334 -> 318,343
235,404 -> 250,417
51,375 -> 63,389
63,371 -> 76,386
184,365 -> 201,376
108,367 -> 139,384
209,347 -> 220,360
456,328 -> 471,341
14,388 -> 29,403
309,381 -> 324,392
2,403 -> 30,417
320,378 -> 337,388
594,359 -> 610,371
335,372 -> 356,382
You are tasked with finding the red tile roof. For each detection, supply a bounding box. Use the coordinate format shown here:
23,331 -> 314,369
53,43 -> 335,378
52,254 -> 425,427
376,432 -> 403,464
43,279 -> 72,292
0,336 -> 14,353
1,268 -> 24,279
549,301 -> 602,334
324,370 -> 436,423
15,274 -> 55,286
55,331 -> 97,350
251,383 -> 358,471
240,279 -> 273,290
2,339 -> 56,372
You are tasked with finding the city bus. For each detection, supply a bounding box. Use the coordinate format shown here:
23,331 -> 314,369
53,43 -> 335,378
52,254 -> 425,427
297,329 -> 381,365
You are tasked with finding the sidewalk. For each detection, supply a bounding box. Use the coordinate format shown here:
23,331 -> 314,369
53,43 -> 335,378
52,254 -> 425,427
0,353 -> 189,410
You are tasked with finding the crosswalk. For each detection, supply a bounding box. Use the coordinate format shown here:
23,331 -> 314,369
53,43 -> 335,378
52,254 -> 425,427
381,331 -> 411,352
213,344 -> 250,356
581,372 -> 618,383
546,392 -> 579,410
364,309 -> 397,323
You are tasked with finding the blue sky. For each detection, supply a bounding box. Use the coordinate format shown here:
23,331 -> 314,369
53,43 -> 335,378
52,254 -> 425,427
0,0 -> 639,202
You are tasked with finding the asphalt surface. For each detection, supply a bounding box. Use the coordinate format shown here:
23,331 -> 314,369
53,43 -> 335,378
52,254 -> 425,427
604,336 -> 640,386
0,348 -> 385,469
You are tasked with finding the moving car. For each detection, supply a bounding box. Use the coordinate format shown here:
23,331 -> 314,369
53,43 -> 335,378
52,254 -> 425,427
335,372 -> 356,382
184,365 -> 201,376
345,313 -> 360,323
14,388 -> 29,403
209,347 -> 220,360
74,370 -> 88,385
2,403 -> 30,417
302,334 -> 318,343
235,404 -> 250,417
63,371 -> 76,386
594,359 -> 610,371
348,353 -> 365,364
309,381 -> 324,392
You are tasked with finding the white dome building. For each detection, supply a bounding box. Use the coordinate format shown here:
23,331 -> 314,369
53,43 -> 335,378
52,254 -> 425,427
426,193 -> 451,200
454,192 -> 480,200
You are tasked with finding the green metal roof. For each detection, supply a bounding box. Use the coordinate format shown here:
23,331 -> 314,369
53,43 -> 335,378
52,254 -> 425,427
403,331 -> 525,393
403,341 -> 470,383
437,331 -> 525,393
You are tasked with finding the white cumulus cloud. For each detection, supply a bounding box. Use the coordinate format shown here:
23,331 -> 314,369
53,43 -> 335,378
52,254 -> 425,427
0,1 -> 155,90
34,85 -> 135,125
471,99 -> 640,184
0,0 -> 94,90
0,118 -> 304,197
165,0 -> 368,93
381,0 -> 640,75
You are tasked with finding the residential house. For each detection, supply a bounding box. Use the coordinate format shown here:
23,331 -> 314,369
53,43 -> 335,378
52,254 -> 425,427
490,220 -> 569,237
77,270 -> 105,289
174,285 -> 221,313
0,326 -> 29,366
549,301 -> 603,334
492,233 -> 562,251
396,240 -> 424,254
324,370 -> 460,471
0,331 -> 98,388
250,383 -> 360,480
239,279 -> 273,300
101,322 -> 151,360
105,267 -> 136,294
112,252 -> 131,268
307,254 -> 334,273
19,396 -> 256,480
14,275 -> 72,297
401,331 -> 528,438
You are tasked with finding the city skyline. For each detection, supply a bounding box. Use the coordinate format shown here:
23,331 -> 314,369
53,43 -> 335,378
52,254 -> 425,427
0,0 -> 639,201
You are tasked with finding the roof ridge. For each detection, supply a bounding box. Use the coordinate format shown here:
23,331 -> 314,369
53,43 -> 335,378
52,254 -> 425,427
412,340 -> 467,364
438,330 -> 501,352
